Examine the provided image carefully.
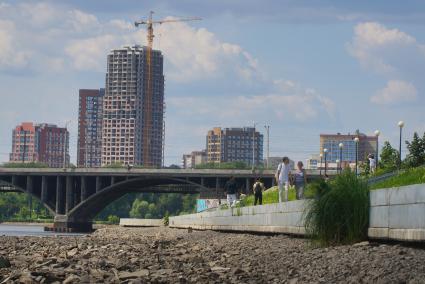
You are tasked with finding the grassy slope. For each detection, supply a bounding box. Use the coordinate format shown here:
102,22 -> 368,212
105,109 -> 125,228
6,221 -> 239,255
242,185 -> 315,206
370,167 -> 425,190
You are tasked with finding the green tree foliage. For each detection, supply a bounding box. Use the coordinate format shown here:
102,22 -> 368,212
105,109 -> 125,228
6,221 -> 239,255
129,200 -> 149,218
0,192 -> 52,221
96,194 -> 137,220
305,170 -> 370,246
195,161 -> 249,169
405,132 -> 425,168
2,162 -> 48,168
103,162 -> 125,168
107,215 -> 120,224
129,193 -> 197,219
380,141 -> 399,171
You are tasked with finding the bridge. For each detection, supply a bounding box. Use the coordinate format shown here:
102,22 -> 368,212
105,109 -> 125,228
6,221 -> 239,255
0,168 -> 332,232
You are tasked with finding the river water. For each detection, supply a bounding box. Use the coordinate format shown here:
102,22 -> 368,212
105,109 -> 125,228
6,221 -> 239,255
0,224 -> 85,237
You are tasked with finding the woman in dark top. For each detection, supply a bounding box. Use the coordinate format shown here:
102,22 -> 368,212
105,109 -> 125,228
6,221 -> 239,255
294,161 -> 307,200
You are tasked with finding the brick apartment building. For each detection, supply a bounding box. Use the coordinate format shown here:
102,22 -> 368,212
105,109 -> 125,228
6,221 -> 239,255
10,122 -> 69,167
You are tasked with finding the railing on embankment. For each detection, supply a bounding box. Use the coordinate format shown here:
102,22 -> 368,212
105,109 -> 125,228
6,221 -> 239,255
170,183 -> 425,242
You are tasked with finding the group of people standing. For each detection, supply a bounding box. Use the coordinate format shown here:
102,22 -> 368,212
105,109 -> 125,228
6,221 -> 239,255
275,157 -> 307,203
223,157 -> 307,207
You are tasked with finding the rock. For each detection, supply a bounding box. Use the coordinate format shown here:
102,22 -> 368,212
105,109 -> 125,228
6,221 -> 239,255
211,266 -> 230,273
0,256 -> 11,268
67,248 -> 78,257
19,275 -> 36,284
63,274 -> 80,284
353,241 -> 370,247
119,269 -> 150,280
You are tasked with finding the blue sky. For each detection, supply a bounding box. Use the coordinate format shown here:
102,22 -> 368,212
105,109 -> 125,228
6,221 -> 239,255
0,0 -> 424,166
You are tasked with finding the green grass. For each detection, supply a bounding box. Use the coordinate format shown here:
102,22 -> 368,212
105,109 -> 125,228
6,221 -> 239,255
305,170 -> 370,246
241,184 -> 317,206
371,167 -> 425,190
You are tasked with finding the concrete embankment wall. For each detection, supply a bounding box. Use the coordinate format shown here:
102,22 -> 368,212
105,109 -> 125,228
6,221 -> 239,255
170,184 -> 425,242
369,184 -> 425,242
169,200 -> 308,235
120,218 -> 163,227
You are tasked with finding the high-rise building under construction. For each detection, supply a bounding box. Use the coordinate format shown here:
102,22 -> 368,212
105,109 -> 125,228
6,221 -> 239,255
101,45 -> 164,167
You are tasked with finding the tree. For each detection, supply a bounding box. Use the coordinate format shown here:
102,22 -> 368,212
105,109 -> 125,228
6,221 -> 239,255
380,141 -> 399,171
405,132 -> 425,168
129,200 -> 149,218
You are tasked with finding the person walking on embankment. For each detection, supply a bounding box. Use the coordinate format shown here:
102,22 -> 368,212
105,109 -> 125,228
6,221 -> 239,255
224,176 -> 238,207
293,161 -> 307,200
276,157 -> 291,202
253,178 -> 265,205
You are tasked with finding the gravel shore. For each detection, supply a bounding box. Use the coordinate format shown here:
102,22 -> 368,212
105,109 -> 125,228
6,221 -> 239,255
1,226 -> 425,283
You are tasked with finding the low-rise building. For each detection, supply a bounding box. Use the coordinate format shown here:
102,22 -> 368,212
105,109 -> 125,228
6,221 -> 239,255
320,131 -> 378,163
182,150 -> 207,169
206,127 -> 263,166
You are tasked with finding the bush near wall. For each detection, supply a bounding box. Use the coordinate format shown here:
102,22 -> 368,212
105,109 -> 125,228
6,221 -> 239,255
305,170 -> 370,246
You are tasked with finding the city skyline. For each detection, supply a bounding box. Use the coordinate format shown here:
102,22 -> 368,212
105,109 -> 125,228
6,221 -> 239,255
0,1 -> 424,166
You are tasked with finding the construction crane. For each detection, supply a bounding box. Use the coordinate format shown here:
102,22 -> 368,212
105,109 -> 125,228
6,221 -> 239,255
135,11 -> 201,167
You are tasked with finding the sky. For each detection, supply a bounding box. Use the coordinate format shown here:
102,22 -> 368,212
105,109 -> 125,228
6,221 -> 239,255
0,0 -> 425,166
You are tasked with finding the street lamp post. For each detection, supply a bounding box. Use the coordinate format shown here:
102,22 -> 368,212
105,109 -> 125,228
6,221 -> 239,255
319,153 -> 323,176
339,143 -> 344,174
252,123 -> 256,172
324,148 -> 328,176
398,121 -> 404,170
374,130 -> 380,171
336,159 -> 340,174
354,137 -> 359,176
264,125 -> 270,169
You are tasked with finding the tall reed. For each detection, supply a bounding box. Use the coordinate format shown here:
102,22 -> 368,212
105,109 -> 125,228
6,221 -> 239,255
305,170 -> 370,246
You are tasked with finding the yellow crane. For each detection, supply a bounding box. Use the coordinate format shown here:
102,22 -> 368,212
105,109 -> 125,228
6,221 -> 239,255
135,11 -> 201,167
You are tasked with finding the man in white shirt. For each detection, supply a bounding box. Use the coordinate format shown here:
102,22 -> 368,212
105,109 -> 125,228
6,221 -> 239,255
275,157 -> 291,203
368,154 -> 376,174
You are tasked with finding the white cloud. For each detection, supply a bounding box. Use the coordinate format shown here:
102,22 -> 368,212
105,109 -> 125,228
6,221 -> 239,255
154,21 -> 260,82
0,20 -> 29,68
371,80 -> 417,105
65,35 -> 119,71
67,9 -> 100,32
18,2 -> 59,26
347,22 -> 425,73
168,80 -> 336,123
0,2 -> 261,83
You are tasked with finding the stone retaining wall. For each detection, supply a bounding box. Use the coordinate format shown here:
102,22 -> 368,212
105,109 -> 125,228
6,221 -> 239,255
171,183 -> 425,242
369,184 -> 425,241
169,200 -> 308,235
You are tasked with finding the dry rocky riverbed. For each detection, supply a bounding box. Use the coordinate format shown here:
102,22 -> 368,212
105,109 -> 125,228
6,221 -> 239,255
1,226 -> 425,283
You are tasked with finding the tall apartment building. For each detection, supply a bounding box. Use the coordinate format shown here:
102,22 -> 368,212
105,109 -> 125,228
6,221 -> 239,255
77,88 -> 104,167
10,122 -> 69,167
206,127 -> 263,166
320,131 -> 378,162
10,122 -> 38,163
102,45 -> 164,167
182,150 -> 207,169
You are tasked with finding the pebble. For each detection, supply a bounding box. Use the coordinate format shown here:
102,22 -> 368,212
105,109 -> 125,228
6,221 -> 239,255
1,227 -> 425,283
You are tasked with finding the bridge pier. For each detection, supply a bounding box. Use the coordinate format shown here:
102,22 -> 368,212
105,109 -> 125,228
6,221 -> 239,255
41,176 -> 48,203
81,176 -> 87,201
96,176 -> 101,193
56,176 -> 64,214
53,215 -> 92,233
66,176 -> 74,213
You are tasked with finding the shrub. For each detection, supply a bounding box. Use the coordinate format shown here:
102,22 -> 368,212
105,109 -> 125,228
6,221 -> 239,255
163,212 -> 169,226
305,170 -> 369,246
107,215 -> 120,224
